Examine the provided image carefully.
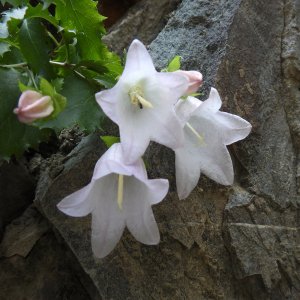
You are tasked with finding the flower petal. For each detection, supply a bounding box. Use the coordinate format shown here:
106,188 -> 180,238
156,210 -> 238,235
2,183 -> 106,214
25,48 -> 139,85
175,144 -> 201,199
122,39 -> 156,78
214,111 -> 252,145
123,177 -> 165,244
91,174 -> 126,258
175,96 -> 202,126
199,87 -> 222,112
186,114 -> 234,185
95,86 -> 120,124
57,183 -> 95,217
154,72 -> 188,103
19,90 -> 43,107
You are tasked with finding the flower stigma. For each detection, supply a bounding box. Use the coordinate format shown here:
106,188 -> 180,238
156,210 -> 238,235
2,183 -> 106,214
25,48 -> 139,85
186,122 -> 205,145
128,86 -> 153,109
117,174 -> 124,210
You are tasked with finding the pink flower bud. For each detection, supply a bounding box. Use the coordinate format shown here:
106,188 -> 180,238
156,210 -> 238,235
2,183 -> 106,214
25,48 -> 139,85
13,90 -> 54,124
175,70 -> 203,94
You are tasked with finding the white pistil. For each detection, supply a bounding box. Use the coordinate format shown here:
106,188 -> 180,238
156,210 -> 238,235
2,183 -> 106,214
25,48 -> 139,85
186,122 -> 205,145
117,174 -> 124,210
129,86 -> 153,109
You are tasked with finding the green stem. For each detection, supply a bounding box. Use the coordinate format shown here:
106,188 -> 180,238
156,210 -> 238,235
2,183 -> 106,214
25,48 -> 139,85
27,68 -> 38,90
0,62 -> 27,68
46,30 -> 60,47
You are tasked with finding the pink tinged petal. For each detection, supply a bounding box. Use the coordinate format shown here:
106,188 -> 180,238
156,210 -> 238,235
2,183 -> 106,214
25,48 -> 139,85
18,90 -> 43,107
21,96 -> 53,118
214,111 -> 252,145
57,183 -> 95,217
174,70 -> 203,94
175,145 -> 201,199
122,39 -> 156,77
91,175 -> 126,258
123,176 -> 167,245
175,96 -> 202,126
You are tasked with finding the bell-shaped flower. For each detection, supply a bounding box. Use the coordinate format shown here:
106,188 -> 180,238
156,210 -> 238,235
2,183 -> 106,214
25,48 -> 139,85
13,90 -> 53,124
174,70 -> 203,95
175,88 -> 252,199
57,143 -> 169,258
95,39 -> 188,164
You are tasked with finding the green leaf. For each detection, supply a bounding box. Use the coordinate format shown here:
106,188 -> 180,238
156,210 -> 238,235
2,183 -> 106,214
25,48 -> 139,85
167,55 -> 181,72
54,0 -> 106,61
19,18 -> 54,78
1,0 -> 28,5
0,42 -> 10,57
39,74 -> 104,132
0,68 -> 50,160
25,4 -> 58,27
100,135 -> 120,148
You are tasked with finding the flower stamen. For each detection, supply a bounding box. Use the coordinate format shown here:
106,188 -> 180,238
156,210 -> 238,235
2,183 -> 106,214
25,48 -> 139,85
117,174 -> 124,210
129,86 -> 153,109
186,122 -> 205,145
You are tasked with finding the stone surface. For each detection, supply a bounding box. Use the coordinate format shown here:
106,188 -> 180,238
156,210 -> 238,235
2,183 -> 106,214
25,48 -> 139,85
102,0 -> 181,54
0,205 -> 49,258
0,230 -> 93,300
35,0 -> 300,299
0,159 -> 36,238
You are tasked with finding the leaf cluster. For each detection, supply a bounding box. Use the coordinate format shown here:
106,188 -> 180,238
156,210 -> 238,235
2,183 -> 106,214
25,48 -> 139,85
0,0 -> 122,159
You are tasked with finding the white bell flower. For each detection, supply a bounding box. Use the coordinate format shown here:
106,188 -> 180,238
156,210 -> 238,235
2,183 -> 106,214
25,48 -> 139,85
175,88 -> 252,199
95,39 -> 188,164
57,143 -> 169,258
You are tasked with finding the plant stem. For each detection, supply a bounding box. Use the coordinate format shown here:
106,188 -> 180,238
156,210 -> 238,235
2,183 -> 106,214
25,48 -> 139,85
0,62 -> 27,68
46,30 -> 60,47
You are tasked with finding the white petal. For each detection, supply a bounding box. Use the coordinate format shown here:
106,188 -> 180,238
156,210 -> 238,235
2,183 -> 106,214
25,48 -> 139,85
122,39 -> 156,78
214,111 -> 252,145
200,87 -> 222,112
175,96 -> 202,126
92,143 -> 147,180
57,183 -> 95,217
175,144 -> 201,199
123,176 -> 166,244
91,175 -> 125,258
155,72 -> 188,102
185,114 -> 234,185
95,86 -> 120,124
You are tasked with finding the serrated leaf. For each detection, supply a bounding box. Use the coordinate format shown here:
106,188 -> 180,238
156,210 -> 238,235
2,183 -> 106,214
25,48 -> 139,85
54,0 -> 106,61
0,42 -> 10,57
39,74 -> 104,132
25,3 -> 58,27
100,136 -> 120,148
0,68 -> 50,159
167,55 -> 181,72
19,18 -> 54,78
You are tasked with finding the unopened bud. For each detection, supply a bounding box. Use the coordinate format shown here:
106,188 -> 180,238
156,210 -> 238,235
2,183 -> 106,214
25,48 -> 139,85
175,70 -> 203,94
13,90 -> 53,124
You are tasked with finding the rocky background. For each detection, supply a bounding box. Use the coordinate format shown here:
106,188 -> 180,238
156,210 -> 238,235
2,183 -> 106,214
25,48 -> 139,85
0,0 -> 299,299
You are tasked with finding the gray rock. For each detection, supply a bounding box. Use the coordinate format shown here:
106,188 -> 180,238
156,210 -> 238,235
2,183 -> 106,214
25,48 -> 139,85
0,205 -> 49,258
0,230 -> 93,300
103,0 -> 181,54
35,0 -> 300,299
0,160 -> 36,237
